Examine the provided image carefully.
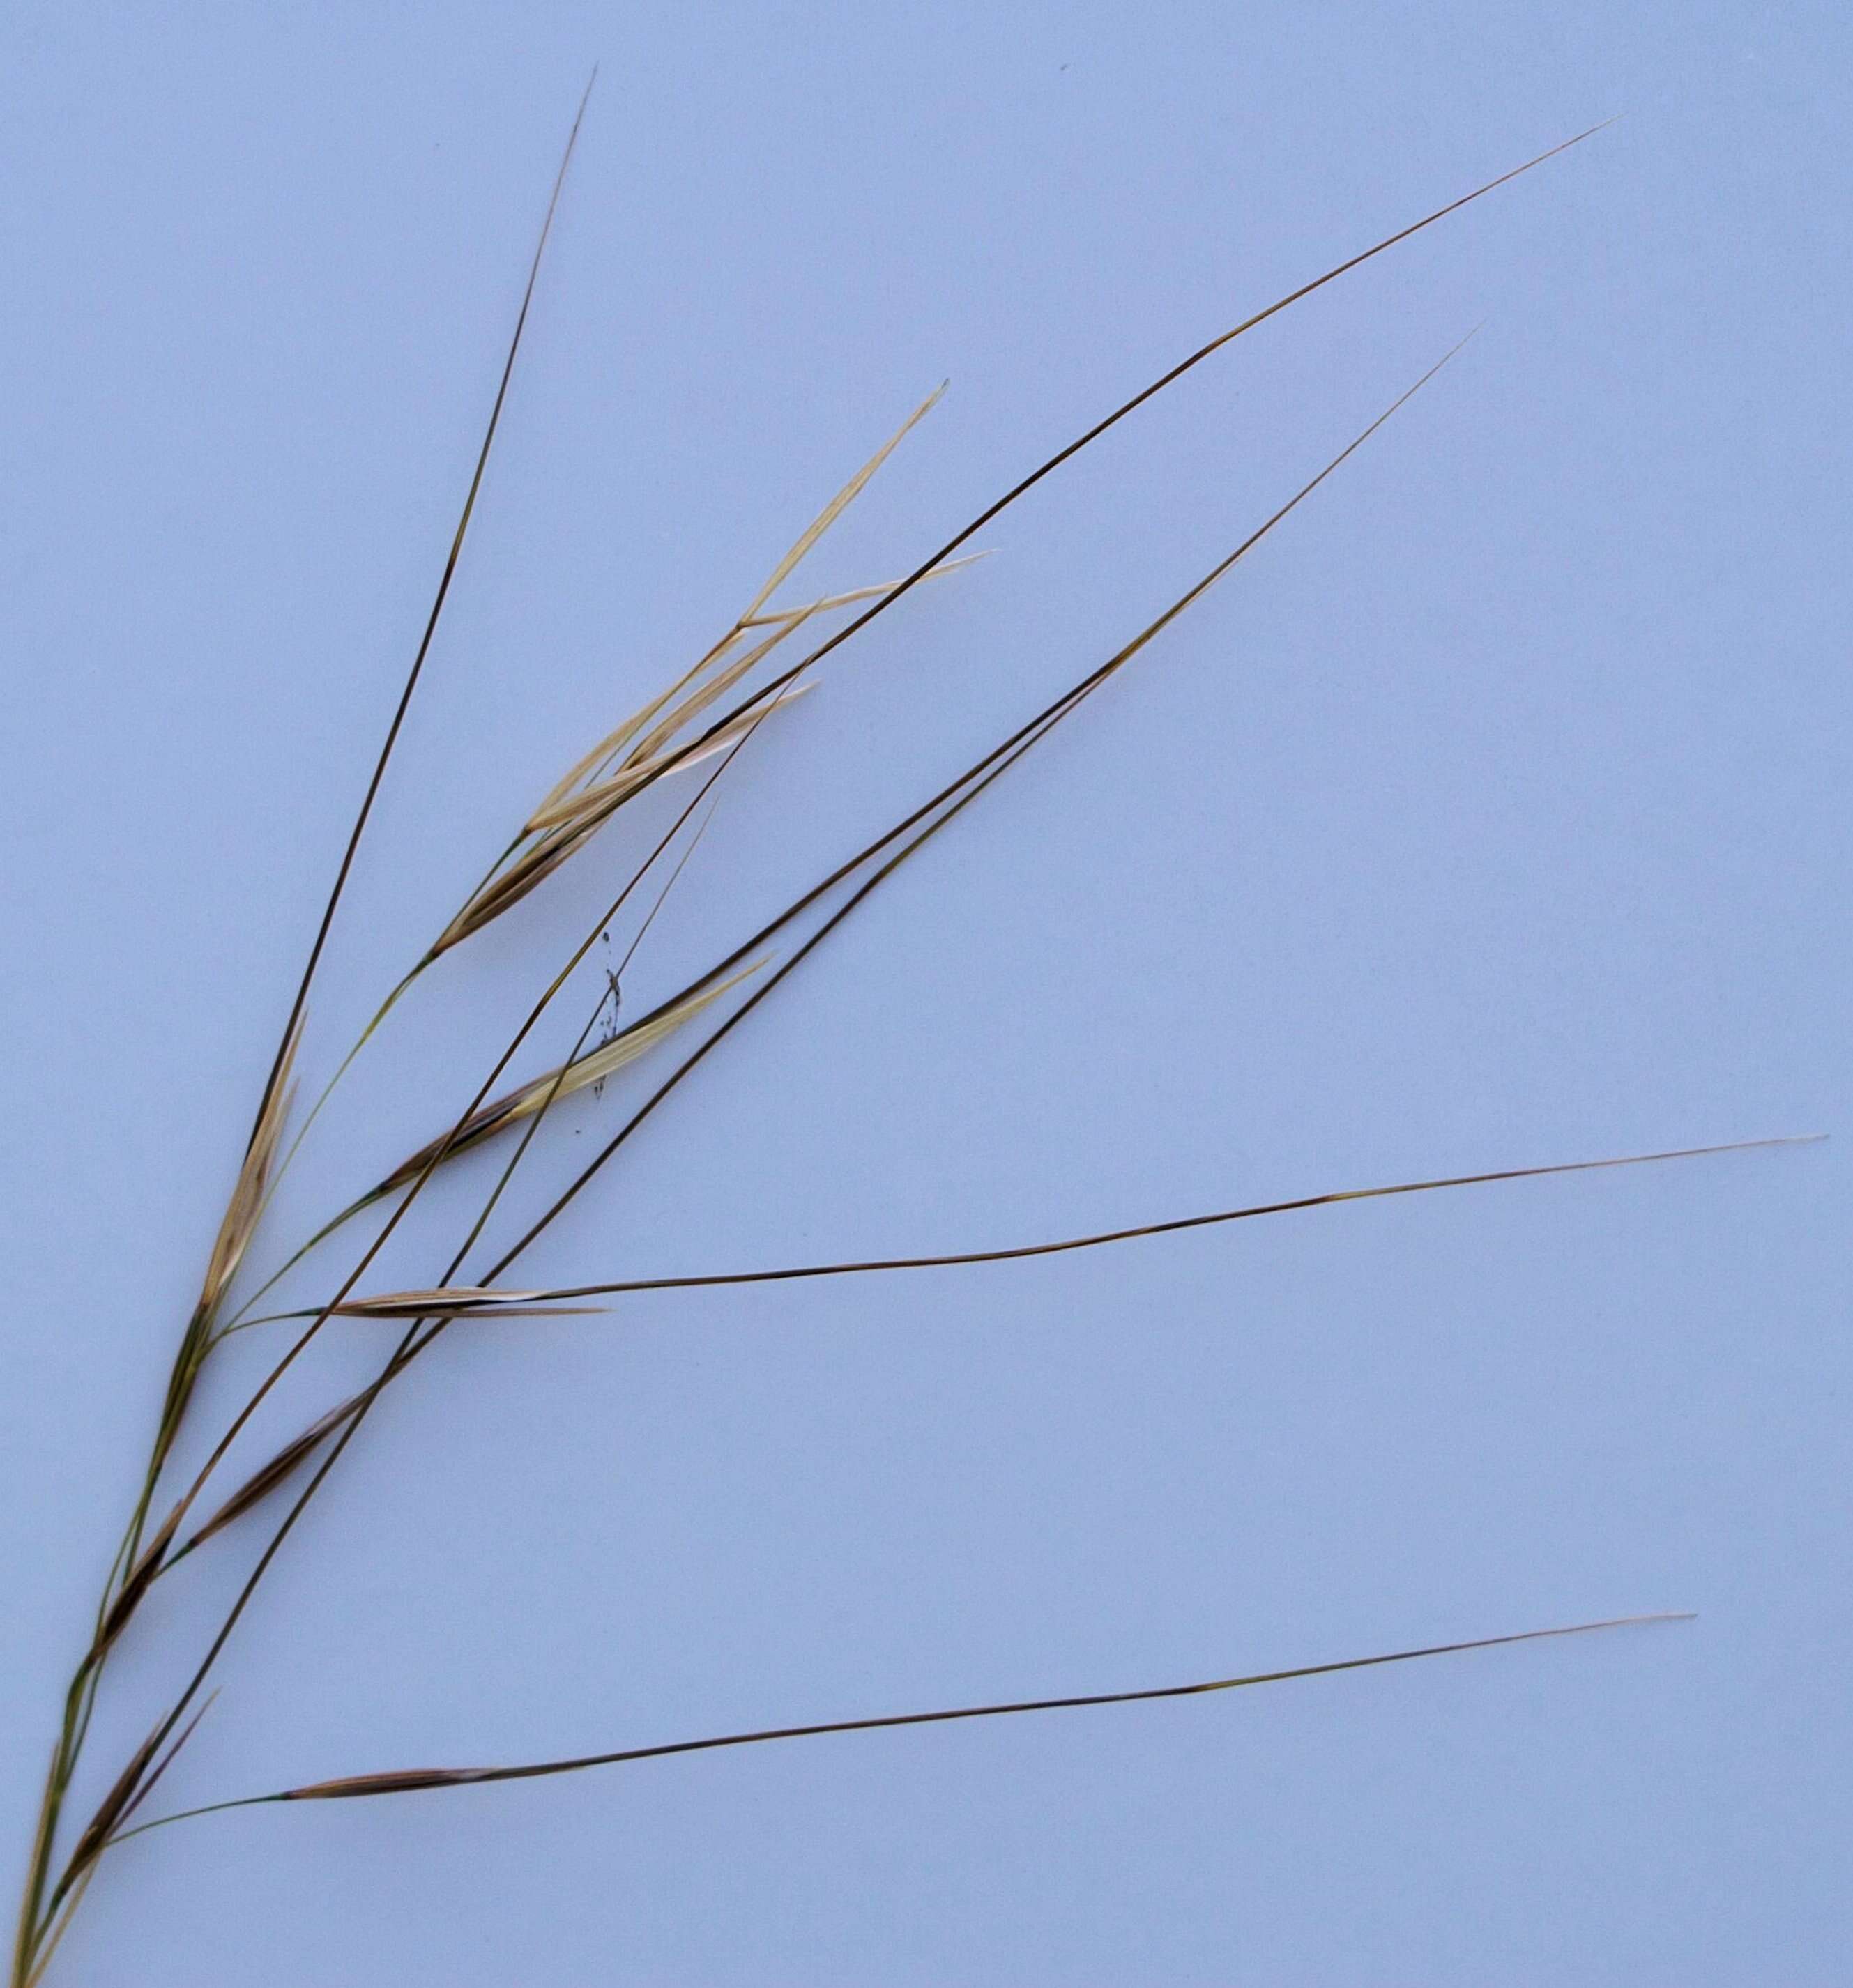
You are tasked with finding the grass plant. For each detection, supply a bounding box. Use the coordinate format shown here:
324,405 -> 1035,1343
7,90 -> 1810,1985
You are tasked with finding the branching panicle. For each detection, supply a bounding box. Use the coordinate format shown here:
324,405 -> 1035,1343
16,109 -> 1794,1988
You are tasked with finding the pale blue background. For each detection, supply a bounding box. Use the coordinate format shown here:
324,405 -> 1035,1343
1,3 -> 1847,1982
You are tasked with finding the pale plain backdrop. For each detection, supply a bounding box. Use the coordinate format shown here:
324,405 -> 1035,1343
1,3 -> 1847,1982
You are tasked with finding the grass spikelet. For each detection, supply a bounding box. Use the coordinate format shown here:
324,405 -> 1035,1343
737,555 -> 988,629
57,1727 -> 162,1889
374,959 -> 765,1193
520,682 -> 813,839
520,556 -> 991,837
738,383 -> 945,624
329,1289 -> 604,1320
180,1394 -> 369,1555
200,1016 -> 300,1320
89,1502 -> 185,1658
146,1014 -> 303,1485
